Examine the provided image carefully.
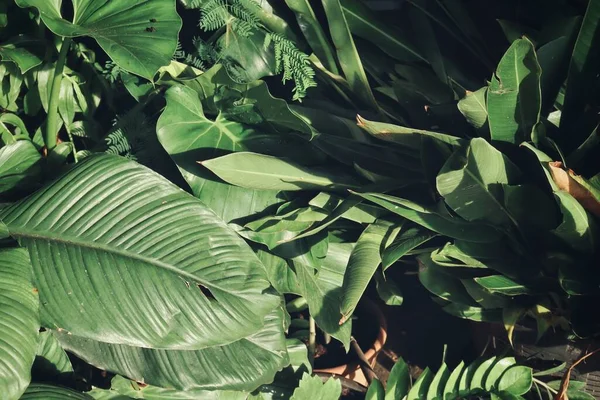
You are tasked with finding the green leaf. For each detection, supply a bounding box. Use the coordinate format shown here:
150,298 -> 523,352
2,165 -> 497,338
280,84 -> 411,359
357,115 -> 464,148
553,191 -> 598,253
218,29 -> 275,85
560,0 -> 600,135
503,308 -> 526,347
382,225 -> 437,270
58,79 -> 75,130
0,155 -> 279,350
386,358 -> 410,400
497,366 -> 533,396
474,276 -> 531,296
295,243 -> 353,350
407,368 -> 433,400
436,138 -> 522,226
418,253 -> 477,306
427,363 -> 450,399
0,140 -> 42,196
90,375 -> 248,400
458,87 -> 488,130
56,309 -> 287,392
156,84 -> 283,222
34,331 -> 73,377
0,248 -> 39,400
290,373 -> 342,400
255,249 -> 300,295
365,379 -> 384,400
15,0 -> 181,80
0,35 -> 45,73
443,361 -> 465,399
321,0 -> 379,110
354,192 -> 502,243
309,192 -> 384,224
487,38 -> 541,144
469,356 -> 496,391
537,36 -> 573,115
485,357 -> 516,391
374,272 -> 403,306
340,219 -> 398,322
443,303 -> 502,322
533,362 -> 566,377
340,0 -> 426,63
285,0 -> 339,74
202,152 -> 360,192
20,384 -> 93,399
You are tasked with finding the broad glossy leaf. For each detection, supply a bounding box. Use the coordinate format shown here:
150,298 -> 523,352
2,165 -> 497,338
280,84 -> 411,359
0,248 -> 39,400
340,219 -> 398,322
56,309 -> 287,392
470,357 -> 496,391
560,0 -> 600,136
20,384 -> 93,399
90,375 -> 248,400
310,192 -> 384,224
354,192 -> 502,242
436,138 -> 522,226
157,84 -> 283,221
294,243 -> 353,349
462,279 -> 508,309
202,152 -> 360,192
290,373 -> 341,400
0,140 -> 42,196
0,36 -> 45,73
34,331 -> 73,377
357,115 -> 464,148
407,368 -> 433,400
218,29 -> 275,86
442,303 -> 502,322
458,87 -> 488,130
487,38 -> 541,144
321,0 -> 379,110
497,366 -> 533,396
0,155 -> 279,350
365,379 -> 384,400
537,36 -> 573,114
15,0 -> 181,80
374,272 -> 403,306
255,249 -> 300,295
340,0 -> 425,63
386,358 -> 410,400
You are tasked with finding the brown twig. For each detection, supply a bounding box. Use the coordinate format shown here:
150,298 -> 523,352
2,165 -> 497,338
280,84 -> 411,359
555,348 -> 600,400
350,336 -> 378,385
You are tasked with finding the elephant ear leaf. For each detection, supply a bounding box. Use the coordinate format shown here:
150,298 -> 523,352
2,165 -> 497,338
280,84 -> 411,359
0,155 -> 280,350
14,0 -> 181,80
0,248 -> 39,400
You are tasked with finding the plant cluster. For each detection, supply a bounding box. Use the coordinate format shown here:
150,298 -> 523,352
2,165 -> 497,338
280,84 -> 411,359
0,0 -> 599,399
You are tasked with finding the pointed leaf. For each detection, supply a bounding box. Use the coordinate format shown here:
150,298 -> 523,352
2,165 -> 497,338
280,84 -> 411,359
34,331 -> 73,377
365,379 -> 384,400
497,366 -> 533,396
443,361 -> 465,399
0,140 -> 42,196
474,276 -> 531,296
487,38 -> 541,144
407,368 -> 433,400
0,155 -> 279,350
458,87 -> 488,130
386,358 -> 410,400
427,362 -> 450,399
485,357 -> 516,391
0,36 -> 45,73
382,225 -> 437,270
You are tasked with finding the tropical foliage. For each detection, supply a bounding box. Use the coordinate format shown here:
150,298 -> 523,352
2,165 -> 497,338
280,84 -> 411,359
0,0 -> 599,398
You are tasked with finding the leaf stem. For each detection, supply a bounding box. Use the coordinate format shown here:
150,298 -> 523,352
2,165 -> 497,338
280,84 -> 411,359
308,315 -> 316,369
45,37 -> 72,152
532,378 -> 558,395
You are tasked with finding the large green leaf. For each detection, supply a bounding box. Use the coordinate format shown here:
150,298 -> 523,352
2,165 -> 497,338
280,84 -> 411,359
487,38 -> 541,144
56,309 -> 287,392
321,0 -> 379,110
418,253 -> 478,306
353,192 -> 502,242
294,243 -> 353,349
34,331 -> 73,377
157,84 -> 284,221
382,224 -> 438,270
15,0 -> 181,80
458,87 -> 488,130
385,358 -> 410,400
436,138 -> 522,227
560,0 -> 600,136
0,140 -> 42,196
0,155 -> 279,350
0,248 -> 39,400
202,152 -> 361,192
20,384 -> 93,399
290,373 -> 341,400
340,219 -> 397,322
0,36 -> 45,73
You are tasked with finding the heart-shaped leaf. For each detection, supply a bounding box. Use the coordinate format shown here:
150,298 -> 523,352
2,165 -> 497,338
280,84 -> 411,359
15,0 -> 181,80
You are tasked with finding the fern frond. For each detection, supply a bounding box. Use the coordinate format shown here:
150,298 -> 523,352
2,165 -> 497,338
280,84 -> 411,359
174,42 -> 206,69
199,0 -> 229,31
105,112 -> 153,161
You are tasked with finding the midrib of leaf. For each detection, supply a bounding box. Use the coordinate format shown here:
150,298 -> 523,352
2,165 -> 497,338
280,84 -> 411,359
341,6 -> 428,63
9,228 -> 239,296
512,47 -> 527,137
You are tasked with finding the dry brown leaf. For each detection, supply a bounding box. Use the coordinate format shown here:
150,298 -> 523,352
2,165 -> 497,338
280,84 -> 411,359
548,162 -> 600,217
555,348 -> 600,400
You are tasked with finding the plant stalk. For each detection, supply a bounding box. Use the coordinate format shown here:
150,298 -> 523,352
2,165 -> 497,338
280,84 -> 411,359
350,336 -> 378,385
44,37 -> 72,152
308,315 -> 316,369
